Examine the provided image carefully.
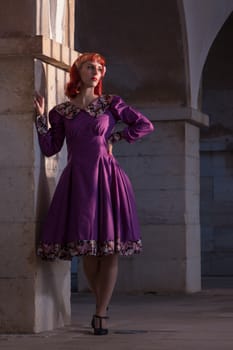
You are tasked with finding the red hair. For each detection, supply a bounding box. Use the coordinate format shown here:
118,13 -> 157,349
65,52 -> 106,98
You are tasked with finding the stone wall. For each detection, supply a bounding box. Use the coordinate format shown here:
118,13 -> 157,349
0,0 -> 76,333
201,12 -> 233,277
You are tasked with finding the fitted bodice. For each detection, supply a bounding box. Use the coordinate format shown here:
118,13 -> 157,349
36,95 -> 154,159
64,108 -> 116,162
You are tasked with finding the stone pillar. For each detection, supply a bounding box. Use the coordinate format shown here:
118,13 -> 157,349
0,0 -> 77,333
116,107 -> 208,293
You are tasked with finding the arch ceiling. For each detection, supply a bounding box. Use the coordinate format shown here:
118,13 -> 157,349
75,0 -> 233,109
75,0 -> 189,106
183,0 -> 233,108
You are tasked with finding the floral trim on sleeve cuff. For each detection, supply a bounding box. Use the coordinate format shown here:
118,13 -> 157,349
36,115 -> 48,135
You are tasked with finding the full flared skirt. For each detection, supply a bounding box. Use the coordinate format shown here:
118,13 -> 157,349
37,155 -> 142,260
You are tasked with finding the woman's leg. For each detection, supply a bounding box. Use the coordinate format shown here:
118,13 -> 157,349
83,255 -> 100,297
83,254 -> 118,316
95,254 -> 118,316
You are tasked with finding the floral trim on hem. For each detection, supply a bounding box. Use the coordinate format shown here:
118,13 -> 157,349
37,239 -> 142,261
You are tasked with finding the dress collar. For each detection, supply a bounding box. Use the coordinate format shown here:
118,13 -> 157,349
55,94 -> 113,119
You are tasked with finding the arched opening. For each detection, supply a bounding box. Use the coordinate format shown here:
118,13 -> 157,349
75,0 -> 189,105
201,12 -> 233,288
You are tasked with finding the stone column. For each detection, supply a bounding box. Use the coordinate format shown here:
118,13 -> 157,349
115,107 -> 209,293
0,1 -> 77,333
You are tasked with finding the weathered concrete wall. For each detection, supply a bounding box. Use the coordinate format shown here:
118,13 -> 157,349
115,120 -> 201,292
201,13 -> 233,277
0,54 -> 36,331
0,0 -> 75,333
34,60 -> 71,332
200,142 -> 233,276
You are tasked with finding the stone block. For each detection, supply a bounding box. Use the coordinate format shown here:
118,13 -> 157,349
214,176 -> 233,201
186,174 -> 199,192
201,201 -> 233,226
200,153 -> 213,176
185,123 -> 200,157
47,64 -> 57,110
186,224 -> 201,258
0,57 -> 34,114
0,1 -> 36,37
117,154 -> 185,176
185,191 -> 200,224
34,164 -> 53,219
213,153 -> 233,175
33,127 -> 44,168
135,188 -> 185,225
56,68 -> 67,101
0,277 -> 35,333
114,133 -> 155,157
186,257 -> 201,292
202,252 -> 233,276
116,242 -> 201,293
149,122 -> 185,156
0,113 -> 34,167
115,121 -> 186,157
0,167 -> 34,222
186,155 -> 199,176
214,227 -> 233,250
116,156 -> 185,190
0,222 -> 36,278
200,176 -> 213,201
140,224 -> 186,259
201,226 -> 214,252
116,254 -> 187,292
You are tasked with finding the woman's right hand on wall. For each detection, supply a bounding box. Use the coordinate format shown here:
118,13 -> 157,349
34,92 -> 45,116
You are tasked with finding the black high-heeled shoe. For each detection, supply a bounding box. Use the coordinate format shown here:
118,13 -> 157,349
91,306 -> 109,328
93,315 -> 109,335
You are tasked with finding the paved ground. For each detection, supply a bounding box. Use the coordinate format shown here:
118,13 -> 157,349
1,289 -> 233,349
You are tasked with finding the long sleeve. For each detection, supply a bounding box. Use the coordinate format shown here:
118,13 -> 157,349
35,108 -> 65,157
110,95 -> 154,143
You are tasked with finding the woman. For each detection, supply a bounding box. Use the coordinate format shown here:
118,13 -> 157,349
34,52 -> 154,335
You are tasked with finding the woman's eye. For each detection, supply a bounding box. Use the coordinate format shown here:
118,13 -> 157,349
86,64 -> 102,72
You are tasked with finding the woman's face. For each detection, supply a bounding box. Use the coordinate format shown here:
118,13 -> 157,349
79,60 -> 104,89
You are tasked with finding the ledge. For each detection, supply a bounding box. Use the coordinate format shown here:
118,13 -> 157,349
137,106 -> 209,128
0,36 -> 78,71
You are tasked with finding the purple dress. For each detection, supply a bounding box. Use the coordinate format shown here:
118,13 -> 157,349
36,95 -> 154,260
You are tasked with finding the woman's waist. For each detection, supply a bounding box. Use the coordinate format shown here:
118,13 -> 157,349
67,145 -> 110,161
